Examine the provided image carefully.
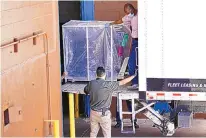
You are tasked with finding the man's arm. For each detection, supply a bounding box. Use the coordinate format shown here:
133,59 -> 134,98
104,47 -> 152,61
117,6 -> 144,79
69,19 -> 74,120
110,70 -> 138,91
119,69 -> 138,86
84,83 -> 90,95
119,75 -> 135,86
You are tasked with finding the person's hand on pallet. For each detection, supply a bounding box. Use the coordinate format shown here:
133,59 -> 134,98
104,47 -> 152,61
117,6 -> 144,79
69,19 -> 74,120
61,72 -> 68,80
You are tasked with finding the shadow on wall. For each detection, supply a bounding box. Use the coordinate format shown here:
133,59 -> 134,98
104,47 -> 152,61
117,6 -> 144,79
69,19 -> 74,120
58,1 -> 81,74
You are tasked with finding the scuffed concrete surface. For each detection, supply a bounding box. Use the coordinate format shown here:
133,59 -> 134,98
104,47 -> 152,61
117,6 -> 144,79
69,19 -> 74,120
63,117 -> 206,137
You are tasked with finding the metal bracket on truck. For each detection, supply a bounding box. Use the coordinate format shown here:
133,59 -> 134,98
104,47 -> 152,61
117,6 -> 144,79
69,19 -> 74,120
117,91 -> 175,136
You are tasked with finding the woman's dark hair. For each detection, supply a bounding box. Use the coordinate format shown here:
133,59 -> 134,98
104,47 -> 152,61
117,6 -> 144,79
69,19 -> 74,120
96,67 -> 106,77
124,3 -> 135,12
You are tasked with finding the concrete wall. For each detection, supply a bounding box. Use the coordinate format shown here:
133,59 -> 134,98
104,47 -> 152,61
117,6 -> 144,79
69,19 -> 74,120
1,1 -> 62,137
94,1 -> 137,21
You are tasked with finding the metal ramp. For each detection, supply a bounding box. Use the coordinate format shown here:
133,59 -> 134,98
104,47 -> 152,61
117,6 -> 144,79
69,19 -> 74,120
117,91 -> 175,136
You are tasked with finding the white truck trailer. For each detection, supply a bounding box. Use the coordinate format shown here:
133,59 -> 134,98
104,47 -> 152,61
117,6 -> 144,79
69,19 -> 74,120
62,0 -> 206,136
135,0 -> 206,136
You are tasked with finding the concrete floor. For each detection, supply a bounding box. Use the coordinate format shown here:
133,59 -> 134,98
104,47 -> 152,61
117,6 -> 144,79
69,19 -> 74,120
63,117 -> 206,137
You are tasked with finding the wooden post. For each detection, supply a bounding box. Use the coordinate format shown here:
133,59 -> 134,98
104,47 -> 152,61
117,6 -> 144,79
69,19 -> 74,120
74,93 -> 79,118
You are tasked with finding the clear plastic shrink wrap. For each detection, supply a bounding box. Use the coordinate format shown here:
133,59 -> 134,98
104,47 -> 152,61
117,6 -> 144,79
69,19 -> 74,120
62,20 -> 131,81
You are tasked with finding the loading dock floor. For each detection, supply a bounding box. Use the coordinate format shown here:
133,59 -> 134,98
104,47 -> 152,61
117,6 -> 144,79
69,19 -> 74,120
63,117 -> 206,137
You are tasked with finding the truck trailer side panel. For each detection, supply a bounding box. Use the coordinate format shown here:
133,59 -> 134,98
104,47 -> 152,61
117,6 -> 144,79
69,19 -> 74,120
139,0 -> 206,101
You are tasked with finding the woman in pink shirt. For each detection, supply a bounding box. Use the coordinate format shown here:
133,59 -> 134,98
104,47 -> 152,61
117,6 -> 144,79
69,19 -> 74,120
111,3 -> 138,87
111,3 -> 139,129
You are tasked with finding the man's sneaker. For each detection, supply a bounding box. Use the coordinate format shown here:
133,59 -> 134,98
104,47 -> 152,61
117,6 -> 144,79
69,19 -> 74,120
114,122 -> 121,128
127,84 -> 139,90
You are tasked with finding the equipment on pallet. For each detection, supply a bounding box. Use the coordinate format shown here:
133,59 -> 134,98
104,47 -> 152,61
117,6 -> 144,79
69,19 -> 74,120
62,20 -> 131,82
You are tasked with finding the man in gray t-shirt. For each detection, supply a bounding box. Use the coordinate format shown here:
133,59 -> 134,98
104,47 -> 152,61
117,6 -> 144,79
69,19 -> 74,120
84,67 -> 137,137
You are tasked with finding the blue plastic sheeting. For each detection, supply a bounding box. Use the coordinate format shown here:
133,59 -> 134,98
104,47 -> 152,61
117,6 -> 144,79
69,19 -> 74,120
153,101 -> 172,114
80,0 -> 94,21
62,21 -> 127,81
80,0 -> 94,117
